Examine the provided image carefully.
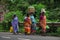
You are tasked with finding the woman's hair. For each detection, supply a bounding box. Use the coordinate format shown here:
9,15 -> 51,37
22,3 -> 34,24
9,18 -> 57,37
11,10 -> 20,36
40,12 -> 45,20
12,14 -> 16,19
26,14 -> 29,17
41,12 -> 45,16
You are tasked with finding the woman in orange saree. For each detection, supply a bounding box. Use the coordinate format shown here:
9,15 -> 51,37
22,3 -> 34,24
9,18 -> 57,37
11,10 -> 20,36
24,14 -> 31,34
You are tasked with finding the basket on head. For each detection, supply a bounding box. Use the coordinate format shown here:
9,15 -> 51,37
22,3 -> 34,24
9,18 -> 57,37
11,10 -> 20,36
41,8 -> 46,13
28,6 -> 35,13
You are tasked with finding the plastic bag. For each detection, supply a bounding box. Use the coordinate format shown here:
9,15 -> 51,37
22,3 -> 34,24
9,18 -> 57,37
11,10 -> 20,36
10,26 -> 13,33
46,25 -> 50,29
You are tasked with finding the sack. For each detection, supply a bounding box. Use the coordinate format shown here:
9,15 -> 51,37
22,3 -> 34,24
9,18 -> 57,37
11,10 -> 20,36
36,27 -> 39,31
46,25 -> 50,29
10,26 -> 13,33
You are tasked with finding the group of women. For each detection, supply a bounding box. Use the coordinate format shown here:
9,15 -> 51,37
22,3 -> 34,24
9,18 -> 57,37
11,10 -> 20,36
11,6 -> 46,35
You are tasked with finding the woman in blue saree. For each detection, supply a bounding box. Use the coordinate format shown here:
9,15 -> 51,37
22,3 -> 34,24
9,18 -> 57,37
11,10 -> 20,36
11,15 -> 18,34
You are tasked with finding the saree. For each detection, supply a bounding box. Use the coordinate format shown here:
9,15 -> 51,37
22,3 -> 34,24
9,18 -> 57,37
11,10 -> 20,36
24,17 -> 31,34
40,15 -> 46,32
12,17 -> 18,33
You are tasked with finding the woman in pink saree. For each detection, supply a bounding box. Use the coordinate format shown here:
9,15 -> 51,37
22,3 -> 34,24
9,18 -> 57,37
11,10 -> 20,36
39,12 -> 46,33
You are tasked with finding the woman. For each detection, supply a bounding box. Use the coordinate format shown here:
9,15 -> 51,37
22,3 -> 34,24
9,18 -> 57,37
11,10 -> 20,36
24,14 -> 31,34
11,15 -> 18,34
39,12 -> 46,34
30,13 -> 36,34
27,6 -> 36,34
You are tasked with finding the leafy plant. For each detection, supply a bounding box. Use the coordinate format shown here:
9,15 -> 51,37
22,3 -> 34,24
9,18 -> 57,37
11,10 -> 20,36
4,10 -> 24,22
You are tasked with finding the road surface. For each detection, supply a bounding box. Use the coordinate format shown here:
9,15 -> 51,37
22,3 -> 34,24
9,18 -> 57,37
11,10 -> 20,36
0,32 -> 60,40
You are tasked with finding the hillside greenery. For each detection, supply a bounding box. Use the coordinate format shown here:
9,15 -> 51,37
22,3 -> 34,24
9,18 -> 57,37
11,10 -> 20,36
0,0 -> 60,22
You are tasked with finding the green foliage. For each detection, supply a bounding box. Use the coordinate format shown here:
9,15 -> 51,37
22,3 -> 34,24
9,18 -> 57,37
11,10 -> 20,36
5,3 -> 46,22
6,0 -> 29,11
1,0 -> 60,22
4,10 -> 24,22
0,24 -> 3,32
33,3 -> 46,19
35,3 -> 45,13
57,27 -> 60,34
46,8 -> 60,22
5,2 -> 60,22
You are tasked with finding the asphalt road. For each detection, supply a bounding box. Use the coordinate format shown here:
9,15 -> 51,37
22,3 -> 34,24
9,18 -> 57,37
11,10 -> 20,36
0,32 -> 60,40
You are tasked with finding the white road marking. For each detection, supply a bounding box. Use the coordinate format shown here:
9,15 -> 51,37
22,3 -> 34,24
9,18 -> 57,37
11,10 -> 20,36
18,38 -> 31,40
1,36 -> 11,39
